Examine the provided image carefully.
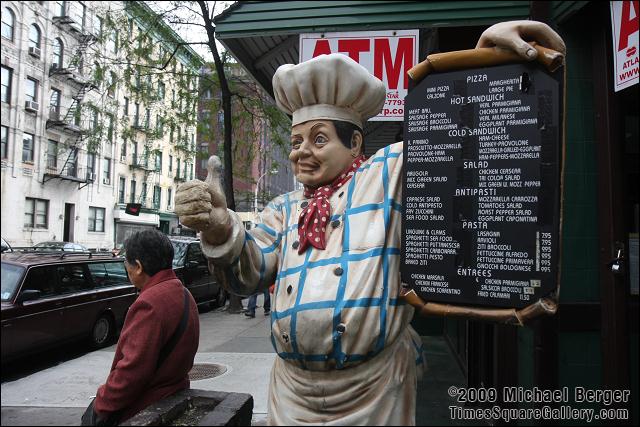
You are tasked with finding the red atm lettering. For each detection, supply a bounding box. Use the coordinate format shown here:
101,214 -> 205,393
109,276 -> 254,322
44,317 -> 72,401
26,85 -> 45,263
310,37 -> 414,90
374,38 -> 413,90
338,39 -> 370,62
312,39 -> 332,57
618,1 -> 639,51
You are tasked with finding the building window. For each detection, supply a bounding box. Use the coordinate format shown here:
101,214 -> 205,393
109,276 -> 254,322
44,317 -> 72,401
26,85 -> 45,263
102,158 -> 111,183
134,102 -> 140,126
89,107 -> 98,131
141,182 -> 148,204
200,143 -> 208,170
123,96 -> 129,115
153,185 -> 160,209
66,148 -> 78,176
2,7 -> 15,41
158,81 -> 165,100
130,180 -> 136,203
2,65 -> 12,103
118,177 -> 125,203
120,139 -> 127,159
106,114 -> 114,142
50,88 -> 61,115
25,198 -> 48,229
176,158 -> 181,178
156,115 -> 163,133
145,108 -> 150,128
1,125 -> 8,159
93,15 -> 102,38
25,78 -> 38,103
169,154 -> 173,172
167,188 -> 172,209
86,152 -> 95,180
107,30 -> 117,54
107,72 -> 116,97
155,152 -> 162,172
190,164 -> 193,180
29,24 -> 41,49
88,207 -> 105,232
47,139 -> 58,169
22,133 -> 34,163
52,38 -> 64,68
55,1 -> 66,16
69,1 -> 86,31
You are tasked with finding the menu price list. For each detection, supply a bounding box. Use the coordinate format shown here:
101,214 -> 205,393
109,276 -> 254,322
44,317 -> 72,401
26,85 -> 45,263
401,63 -> 562,309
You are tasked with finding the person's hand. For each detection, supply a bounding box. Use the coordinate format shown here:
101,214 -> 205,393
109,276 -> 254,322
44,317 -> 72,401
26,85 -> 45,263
175,156 -> 232,246
476,20 -> 566,60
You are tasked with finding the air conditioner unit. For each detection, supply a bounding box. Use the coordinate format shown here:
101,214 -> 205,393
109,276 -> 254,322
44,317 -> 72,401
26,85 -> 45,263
86,172 -> 96,182
103,177 -> 111,185
24,100 -> 39,112
28,47 -> 41,59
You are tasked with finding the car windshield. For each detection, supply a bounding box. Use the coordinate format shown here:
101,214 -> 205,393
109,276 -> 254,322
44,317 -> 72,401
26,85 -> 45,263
171,241 -> 188,268
1,263 -> 25,302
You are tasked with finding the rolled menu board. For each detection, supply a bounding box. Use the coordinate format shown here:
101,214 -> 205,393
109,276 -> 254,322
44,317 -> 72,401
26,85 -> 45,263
401,58 -> 564,310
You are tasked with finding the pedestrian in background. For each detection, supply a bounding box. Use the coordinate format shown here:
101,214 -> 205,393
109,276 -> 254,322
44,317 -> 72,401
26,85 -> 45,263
84,229 -> 200,425
245,288 -> 271,318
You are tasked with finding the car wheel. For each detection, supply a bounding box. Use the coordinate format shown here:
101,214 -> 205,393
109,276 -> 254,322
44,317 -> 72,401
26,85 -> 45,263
91,314 -> 113,348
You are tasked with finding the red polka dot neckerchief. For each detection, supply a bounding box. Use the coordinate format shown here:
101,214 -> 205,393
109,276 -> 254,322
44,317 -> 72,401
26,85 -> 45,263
297,155 -> 367,254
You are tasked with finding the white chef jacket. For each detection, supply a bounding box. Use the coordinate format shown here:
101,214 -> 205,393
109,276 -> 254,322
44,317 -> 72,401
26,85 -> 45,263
202,141 -> 425,425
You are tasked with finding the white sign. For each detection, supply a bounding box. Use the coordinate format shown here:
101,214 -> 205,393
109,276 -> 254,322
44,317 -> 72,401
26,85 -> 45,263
610,1 -> 639,92
300,30 -> 420,121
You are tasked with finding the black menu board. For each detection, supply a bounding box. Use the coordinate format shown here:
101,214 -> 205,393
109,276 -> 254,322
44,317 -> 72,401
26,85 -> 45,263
401,62 -> 563,309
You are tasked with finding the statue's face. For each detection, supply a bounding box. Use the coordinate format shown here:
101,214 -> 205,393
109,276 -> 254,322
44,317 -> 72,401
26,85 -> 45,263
289,120 -> 357,188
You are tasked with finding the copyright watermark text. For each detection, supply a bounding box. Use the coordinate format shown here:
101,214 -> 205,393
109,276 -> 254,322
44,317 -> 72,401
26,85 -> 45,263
446,386 -> 630,422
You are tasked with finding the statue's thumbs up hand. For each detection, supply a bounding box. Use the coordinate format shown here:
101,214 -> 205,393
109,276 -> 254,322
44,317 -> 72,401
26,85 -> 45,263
175,156 -> 232,245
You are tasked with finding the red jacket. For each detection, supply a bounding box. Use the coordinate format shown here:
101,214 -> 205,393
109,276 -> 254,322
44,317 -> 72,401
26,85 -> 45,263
95,269 -> 199,421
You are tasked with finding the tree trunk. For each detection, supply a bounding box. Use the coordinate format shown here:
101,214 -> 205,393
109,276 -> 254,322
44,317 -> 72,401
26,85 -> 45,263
197,0 -> 236,211
197,1 -> 242,314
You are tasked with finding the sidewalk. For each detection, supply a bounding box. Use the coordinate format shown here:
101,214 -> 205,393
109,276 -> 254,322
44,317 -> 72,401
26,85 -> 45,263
1,297 -> 275,426
2,295 -> 469,425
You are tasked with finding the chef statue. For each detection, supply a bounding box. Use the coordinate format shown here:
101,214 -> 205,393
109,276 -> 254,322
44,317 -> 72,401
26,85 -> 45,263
176,21 -> 565,426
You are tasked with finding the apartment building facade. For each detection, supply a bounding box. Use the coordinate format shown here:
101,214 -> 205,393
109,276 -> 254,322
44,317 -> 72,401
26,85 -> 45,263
1,1 -> 203,249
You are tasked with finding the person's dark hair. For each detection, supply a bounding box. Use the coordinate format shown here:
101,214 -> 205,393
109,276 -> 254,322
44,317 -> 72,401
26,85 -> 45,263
332,120 -> 364,152
124,229 -> 174,276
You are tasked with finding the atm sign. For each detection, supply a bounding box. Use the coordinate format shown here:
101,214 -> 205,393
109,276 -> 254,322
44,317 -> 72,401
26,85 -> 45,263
300,30 -> 420,121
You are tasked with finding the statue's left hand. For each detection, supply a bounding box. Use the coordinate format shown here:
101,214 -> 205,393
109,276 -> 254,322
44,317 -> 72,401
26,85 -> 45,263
476,20 -> 566,60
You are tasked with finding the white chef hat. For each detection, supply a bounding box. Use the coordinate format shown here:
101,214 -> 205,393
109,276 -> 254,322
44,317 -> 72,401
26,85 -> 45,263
272,53 -> 386,129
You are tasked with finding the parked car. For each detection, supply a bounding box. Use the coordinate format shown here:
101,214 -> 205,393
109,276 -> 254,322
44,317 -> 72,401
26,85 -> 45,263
1,251 -> 137,363
1,237 -> 12,253
169,236 -> 228,308
33,241 -> 89,252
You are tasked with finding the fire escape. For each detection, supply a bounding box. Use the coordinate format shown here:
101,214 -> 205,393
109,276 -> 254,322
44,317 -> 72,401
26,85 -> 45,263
44,9 -> 98,189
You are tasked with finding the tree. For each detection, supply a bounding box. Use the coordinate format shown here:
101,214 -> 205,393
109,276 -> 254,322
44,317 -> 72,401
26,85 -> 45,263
144,1 -> 290,313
